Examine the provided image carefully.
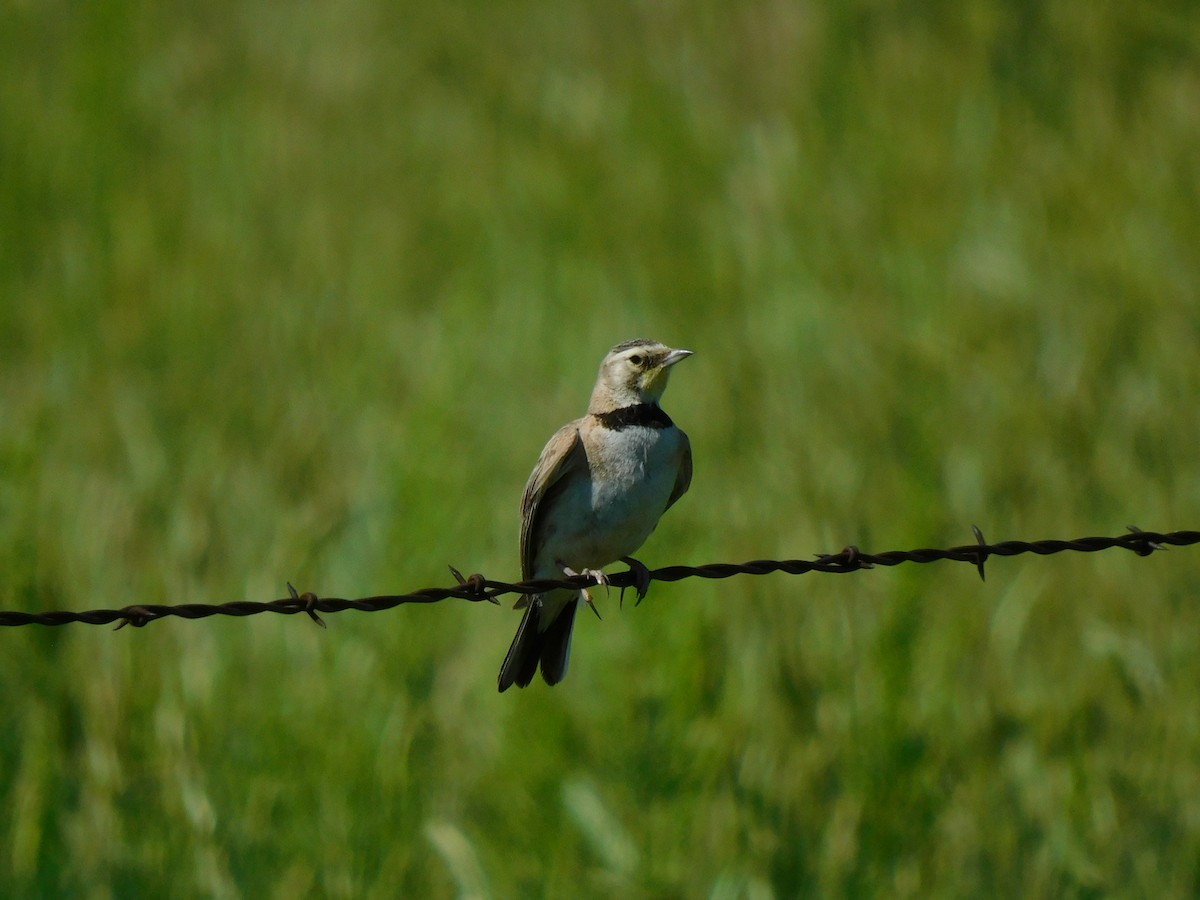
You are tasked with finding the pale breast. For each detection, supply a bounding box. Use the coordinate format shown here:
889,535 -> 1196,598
532,424 -> 685,575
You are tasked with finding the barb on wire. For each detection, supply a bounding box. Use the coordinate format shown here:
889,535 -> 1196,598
1,527 -> 1196,630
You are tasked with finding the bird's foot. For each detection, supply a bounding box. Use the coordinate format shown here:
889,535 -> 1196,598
619,556 -> 652,607
561,565 -> 607,620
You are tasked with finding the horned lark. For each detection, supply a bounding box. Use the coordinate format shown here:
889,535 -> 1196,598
498,339 -> 693,691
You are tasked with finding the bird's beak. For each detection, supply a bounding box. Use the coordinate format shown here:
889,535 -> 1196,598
661,348 -> 694,368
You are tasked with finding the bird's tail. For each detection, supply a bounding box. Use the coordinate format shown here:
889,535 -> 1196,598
497,594 -> 578,692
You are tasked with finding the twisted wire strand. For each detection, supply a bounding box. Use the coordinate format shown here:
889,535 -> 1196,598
1,527 -> 1194,630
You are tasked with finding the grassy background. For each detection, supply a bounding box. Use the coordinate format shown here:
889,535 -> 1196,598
3,0 -> 1199,895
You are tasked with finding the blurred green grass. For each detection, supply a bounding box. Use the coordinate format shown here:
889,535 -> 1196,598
2,0 -> 1199,896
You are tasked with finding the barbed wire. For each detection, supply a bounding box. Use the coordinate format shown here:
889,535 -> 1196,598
1,526 -> 1195,630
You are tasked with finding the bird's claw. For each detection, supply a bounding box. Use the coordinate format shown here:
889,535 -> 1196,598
562,565 -> 607,619
582,568 -> 610,595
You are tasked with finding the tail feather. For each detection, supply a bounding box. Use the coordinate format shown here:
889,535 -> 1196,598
497,594 -> 579,691
498,597 -> 542,692
538,598 -> 578,686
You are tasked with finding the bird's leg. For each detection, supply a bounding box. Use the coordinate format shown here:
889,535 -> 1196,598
560,564 -> 607,620
619,556 -> 652,607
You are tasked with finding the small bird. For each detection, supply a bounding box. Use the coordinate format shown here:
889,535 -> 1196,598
498,339 -> 694,691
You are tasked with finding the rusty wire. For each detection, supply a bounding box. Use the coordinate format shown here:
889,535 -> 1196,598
0,526 -> 1195,630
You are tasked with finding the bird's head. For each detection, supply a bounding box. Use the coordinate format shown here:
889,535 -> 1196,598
590,339 -> 693,412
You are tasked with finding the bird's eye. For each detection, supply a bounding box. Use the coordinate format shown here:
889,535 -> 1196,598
629,355 -> 644,367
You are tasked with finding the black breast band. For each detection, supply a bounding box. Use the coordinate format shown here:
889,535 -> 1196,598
595,404 -> 674,430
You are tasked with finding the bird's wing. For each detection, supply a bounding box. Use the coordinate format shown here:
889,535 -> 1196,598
520,419 -> 589,579
665,429 -> 692,511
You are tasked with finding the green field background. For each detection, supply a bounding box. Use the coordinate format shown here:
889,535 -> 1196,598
3,1 -> 1199,896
